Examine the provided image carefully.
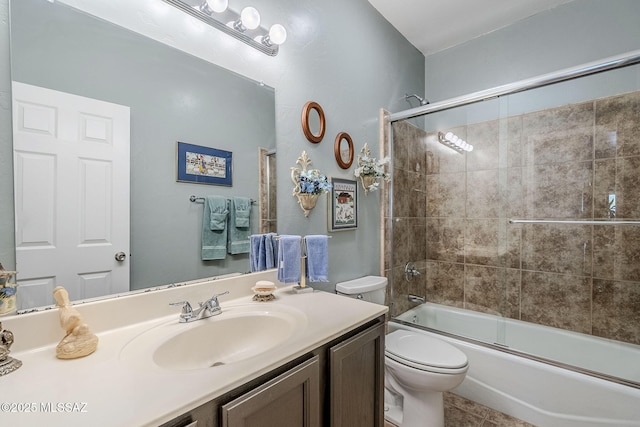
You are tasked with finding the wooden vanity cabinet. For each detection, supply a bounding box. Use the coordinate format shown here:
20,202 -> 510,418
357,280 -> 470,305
159,316 -> 385,427
328,321 -> 385,427
222,356 -> 321,427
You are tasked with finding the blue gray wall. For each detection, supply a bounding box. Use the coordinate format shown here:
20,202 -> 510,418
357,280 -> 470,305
424,0 -> 640,102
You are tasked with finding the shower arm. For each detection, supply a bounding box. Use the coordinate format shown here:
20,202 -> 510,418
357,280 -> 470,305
404,93 -> 429,106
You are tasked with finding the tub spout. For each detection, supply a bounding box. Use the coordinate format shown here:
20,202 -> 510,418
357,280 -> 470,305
408,294 -> 425,304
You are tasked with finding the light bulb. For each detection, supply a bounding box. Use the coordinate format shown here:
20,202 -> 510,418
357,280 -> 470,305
468,145 -> 474,152
268,24 -> 287,45
445,132 -> 454,140
241,7 -> 261,30
207,0 -> 228,13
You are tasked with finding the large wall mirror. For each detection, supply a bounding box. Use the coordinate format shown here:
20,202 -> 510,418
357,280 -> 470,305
8,0 -> 276,310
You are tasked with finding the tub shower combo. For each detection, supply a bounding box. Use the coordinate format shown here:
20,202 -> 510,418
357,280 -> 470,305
384,50 -> 640,426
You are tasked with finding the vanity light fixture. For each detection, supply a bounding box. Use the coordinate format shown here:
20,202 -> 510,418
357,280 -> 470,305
199,0 -> 228,14
261,24 -> 287,47
438,131 -> 473,153
232,6 -> 261,31
161,0 -> 286,56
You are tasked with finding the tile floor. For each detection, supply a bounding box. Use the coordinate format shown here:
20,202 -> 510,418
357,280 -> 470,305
384,392 -> 537,427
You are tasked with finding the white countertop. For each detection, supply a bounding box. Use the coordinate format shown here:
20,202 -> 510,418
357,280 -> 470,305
0,271 -> 387,427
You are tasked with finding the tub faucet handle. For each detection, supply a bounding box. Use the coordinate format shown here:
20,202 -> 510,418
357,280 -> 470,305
404,262 -> 421,281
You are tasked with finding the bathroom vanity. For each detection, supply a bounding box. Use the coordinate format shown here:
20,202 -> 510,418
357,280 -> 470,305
0,271 -> 387,427
164,317 -> 385,427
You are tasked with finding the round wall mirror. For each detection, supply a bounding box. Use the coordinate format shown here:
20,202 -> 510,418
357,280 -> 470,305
334,132 -> 354,169
301,101 -> 326,143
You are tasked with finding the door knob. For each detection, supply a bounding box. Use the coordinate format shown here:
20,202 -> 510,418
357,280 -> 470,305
114,252 -> 127,262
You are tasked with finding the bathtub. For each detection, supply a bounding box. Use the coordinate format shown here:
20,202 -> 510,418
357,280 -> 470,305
391,303 -> 640,427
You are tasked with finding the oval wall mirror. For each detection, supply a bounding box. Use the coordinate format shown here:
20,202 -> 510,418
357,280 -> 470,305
301,101 -> 326,143
334,132 -> 354,169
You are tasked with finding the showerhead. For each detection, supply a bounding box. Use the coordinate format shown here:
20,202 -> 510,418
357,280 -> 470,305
405,93 -> 429,106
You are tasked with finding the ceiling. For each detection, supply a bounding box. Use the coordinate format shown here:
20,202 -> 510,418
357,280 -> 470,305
367,0 -> 574,56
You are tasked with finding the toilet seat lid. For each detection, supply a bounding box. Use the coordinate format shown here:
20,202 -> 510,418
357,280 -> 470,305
386,330 -> 468,369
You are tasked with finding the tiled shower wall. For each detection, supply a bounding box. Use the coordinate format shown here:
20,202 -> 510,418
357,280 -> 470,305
386,90 -> 640,346
258,149 -> 277,234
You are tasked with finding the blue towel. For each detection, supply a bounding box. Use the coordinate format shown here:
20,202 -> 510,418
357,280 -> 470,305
305,235 -> 329,282
277,235 -> 301,283
202,196 -> 228,260
249,234 -> 267,272
265,233 -> 278,269
227,197 -> 251,254
208,196 -> 228,230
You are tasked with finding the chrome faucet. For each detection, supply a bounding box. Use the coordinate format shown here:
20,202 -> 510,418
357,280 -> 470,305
170,291 -> 229,323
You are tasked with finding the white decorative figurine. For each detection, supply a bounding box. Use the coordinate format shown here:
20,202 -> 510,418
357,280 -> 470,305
53,286 -> 99,359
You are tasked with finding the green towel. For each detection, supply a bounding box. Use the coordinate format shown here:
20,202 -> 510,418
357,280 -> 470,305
202,196 -> 228,260
227,197 -> 251,254
234,197 -> 251,228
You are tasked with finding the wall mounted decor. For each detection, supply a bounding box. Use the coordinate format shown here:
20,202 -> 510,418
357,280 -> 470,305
354,143 -> 390,194
329,178 -> 357,231
0,263 -> 17,316
291,151 -> 331,217
301,101 -> 326,143
176,141 -> 232,186
334,132 -> 354,169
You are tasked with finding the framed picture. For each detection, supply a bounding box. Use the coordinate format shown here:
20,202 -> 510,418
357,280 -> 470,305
329,178 -> 357,231
176,141 -> 232,186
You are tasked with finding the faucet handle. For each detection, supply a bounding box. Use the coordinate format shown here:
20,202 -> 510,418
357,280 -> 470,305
202,291 -> 229,311
170,301 -> 193,322
211,291 -> 229,301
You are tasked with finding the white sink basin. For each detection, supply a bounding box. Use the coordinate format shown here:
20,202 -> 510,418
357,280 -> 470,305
119,304 -> 307,371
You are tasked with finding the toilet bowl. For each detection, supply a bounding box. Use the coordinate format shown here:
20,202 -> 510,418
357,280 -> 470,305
385,329 -> 468,427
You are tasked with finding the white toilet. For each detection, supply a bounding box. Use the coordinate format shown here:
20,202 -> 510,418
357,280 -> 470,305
335,276 -> 469,427
385,329 -> 468,427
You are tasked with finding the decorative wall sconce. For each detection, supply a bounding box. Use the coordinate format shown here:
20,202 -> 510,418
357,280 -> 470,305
161,0 -> 287,56
0,263 -> 17,316
354,143 -> 391,194
438,131 -> 473,153
291,151 -> 332,217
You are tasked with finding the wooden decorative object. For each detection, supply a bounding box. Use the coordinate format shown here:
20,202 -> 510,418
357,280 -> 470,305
334,132 -> 354,169
53,286 -> 98,359
301,101 -> 326,143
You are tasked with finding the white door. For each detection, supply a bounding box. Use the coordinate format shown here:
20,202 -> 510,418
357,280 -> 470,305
12,82 -> 130,309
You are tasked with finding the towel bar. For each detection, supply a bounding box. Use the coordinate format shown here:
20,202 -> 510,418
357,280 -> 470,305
190,195 -> 256,204
508,219 -> 640,225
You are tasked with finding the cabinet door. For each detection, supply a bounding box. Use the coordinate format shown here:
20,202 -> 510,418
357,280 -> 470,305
221,356 -> 320,427
329,322 -> 385,427
159,397 -> 216,427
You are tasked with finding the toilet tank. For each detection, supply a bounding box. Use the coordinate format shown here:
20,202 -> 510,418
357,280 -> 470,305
335,276 -> 387,305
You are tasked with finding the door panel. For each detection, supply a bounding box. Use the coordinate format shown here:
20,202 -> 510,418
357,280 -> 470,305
12,82 -> 130,308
